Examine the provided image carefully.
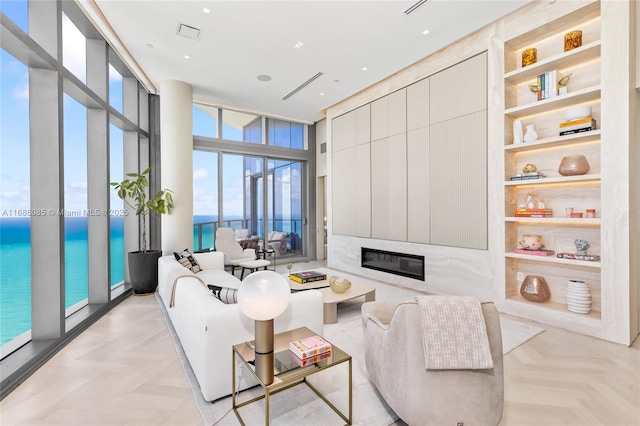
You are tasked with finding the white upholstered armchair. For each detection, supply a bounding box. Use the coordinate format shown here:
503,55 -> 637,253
361,298 -> 504,425
215,227 -> 256,274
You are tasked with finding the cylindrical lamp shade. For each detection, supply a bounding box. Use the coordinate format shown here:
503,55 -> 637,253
238,271 -> 291,320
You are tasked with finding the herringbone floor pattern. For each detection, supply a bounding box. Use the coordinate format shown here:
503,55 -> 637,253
1,274 -> 639,425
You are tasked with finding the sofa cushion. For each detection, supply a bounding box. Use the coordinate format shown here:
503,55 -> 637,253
207,285 -> 238,304
174,249 -> 202,273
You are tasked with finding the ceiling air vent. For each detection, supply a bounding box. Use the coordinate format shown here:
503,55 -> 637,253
282,72 -> 324,100
177,23 -> 200,40
404,0 -> 429,15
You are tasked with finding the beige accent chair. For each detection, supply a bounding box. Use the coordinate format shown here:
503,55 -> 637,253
215,227 -> 256,275
234,228 -> 250,241
361,299 -> 504,426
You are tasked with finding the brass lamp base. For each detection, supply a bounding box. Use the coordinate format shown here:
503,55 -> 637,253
254,319 -> 275,385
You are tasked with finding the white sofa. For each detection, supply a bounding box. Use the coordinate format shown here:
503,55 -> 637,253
157,252 -> 324,401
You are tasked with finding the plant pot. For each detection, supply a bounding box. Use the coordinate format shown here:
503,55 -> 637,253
128,250 -> 162,295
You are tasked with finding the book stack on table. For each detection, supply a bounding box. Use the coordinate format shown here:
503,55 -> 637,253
514,208 -> 553,218
510,172 -> 546,181
289,335 -> 332,366
559,117 -> 596,136
289,270 -> 327,283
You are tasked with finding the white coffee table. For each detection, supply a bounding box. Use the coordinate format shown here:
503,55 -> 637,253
317,284 -> 376,324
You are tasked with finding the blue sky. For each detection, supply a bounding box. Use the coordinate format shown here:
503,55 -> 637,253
1,2 -> 298,220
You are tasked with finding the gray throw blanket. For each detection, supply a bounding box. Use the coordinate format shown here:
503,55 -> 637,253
415,295 -> 493,370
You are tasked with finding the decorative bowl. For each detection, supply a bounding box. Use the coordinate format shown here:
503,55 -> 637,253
564,105 -> 592,121
558,155 -> 590,176
329,276 -> 352,294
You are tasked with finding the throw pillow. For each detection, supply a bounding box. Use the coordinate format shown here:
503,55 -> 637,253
173,249 -> 202,273
208,285 -> 238,304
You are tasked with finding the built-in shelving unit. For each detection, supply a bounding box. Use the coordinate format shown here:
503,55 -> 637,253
502,2 -> 604,336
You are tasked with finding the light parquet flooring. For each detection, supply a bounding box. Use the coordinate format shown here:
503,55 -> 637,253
1,267 -> 639,425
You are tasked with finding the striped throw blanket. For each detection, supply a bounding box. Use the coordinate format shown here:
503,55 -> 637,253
415,295 -> 493,370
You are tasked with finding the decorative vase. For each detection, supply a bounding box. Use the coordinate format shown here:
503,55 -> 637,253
519,234 -> 543,250
558,155 -> 590,176
521,47 -> 537,67
565,280 -> 591,314
329,276 -> 352,294
513,119 -> 524,144
523,124 -> 538,142
564,30 -> 583,52
520,275 -> 551,302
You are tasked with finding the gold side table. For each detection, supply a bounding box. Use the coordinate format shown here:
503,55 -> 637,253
232,327 -> 352,425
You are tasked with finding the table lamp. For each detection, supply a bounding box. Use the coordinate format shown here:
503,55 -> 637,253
238,270 -> 291,385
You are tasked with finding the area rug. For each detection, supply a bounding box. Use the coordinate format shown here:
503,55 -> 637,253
499,316 -> 545,354
156,291 -> 544,425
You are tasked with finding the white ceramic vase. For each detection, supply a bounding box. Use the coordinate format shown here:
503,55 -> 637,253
565,280 -> 591,314
524,124 -> 538,142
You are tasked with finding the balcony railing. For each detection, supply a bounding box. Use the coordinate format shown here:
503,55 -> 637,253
192,219 -> 302,253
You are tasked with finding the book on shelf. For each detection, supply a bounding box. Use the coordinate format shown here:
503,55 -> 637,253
559,118 -> 596,133
290,335 -> 332,359
290,350 -> 332,367
514,248 -> 555,256
559,117 -> 596,128
289,270 -> 327,283
536,70 -> 557,100
514,209 -> 553,217
510,173 -> 546,181
559,126 -> 595,136
557,252 -> 601,261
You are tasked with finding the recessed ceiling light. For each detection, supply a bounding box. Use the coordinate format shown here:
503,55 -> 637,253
202,7 -> 210,14
184,55 -> 190,59
320,93 -> 325,96
294,41 -> 304,49
257,74 -> 272,82
362,67 -> 368,71
422,29 -> 430,35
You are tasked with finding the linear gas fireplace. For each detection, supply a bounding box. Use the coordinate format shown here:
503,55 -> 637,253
361,247 -> 425,281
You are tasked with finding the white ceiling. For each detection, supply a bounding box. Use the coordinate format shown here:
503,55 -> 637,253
90,0 -> 531,124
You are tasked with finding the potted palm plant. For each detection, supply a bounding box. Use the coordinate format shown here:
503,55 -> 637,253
111,167 -> 173,294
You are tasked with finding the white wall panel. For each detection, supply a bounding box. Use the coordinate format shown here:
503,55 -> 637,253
370,96 -> 389,141
371,135 -> 407,241
407,78 -> 430,131
430,53 -> 487,125
355,144 -> 371,237
407,127 -> 430,243
388,89 -> 407,136
429,110 -> 487,249
332,110 -> 356,152
355,104 -> 371,145
331,147 -> 355,235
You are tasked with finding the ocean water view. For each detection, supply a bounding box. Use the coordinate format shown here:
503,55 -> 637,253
2,215 -> 301,346
0,217 -> 124,346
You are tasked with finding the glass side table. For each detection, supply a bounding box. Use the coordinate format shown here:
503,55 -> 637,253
232,326 -> 352,425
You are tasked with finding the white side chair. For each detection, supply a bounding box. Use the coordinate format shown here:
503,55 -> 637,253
215,227 -> 257,275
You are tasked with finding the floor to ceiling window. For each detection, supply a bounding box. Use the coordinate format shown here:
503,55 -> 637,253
1,0 -> 152,395
0,47 -> 31,352
193,150 -> 218,251
267,159 -> 303,256
63,94 -> 89,314
110,125 -> 125,286
192,109 -> 313,260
